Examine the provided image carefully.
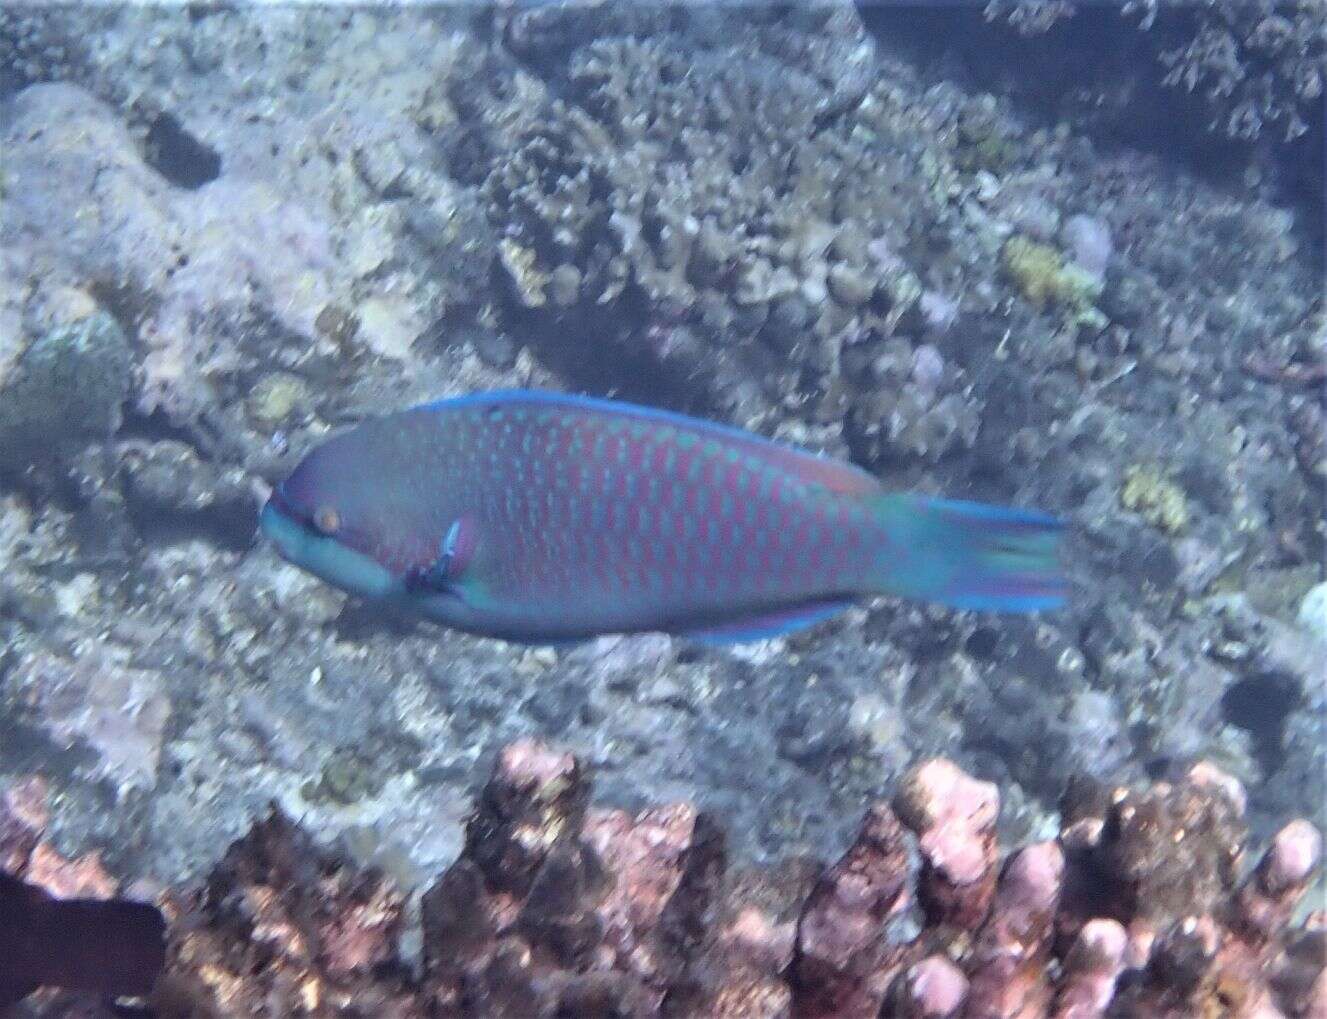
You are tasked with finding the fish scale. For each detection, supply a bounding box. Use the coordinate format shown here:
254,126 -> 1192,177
262,390 -> 1067,643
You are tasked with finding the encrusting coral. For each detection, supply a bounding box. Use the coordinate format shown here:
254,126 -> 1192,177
2,740 -> 1321,1017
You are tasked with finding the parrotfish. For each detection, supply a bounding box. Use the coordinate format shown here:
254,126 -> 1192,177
261,390 -> 1065,643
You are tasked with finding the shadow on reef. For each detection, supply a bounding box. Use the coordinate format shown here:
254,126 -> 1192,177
491,261 -> 728,418
2,740 -> 1322,1016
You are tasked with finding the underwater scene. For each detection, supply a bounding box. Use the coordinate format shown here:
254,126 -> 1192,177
0,1 -> 1324,1014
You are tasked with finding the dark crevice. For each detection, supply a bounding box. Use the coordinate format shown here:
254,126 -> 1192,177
0,715 -> 98,781
124,499 -> 258,554
144,111 -> 221,189
859,4 -> 1323,260
119,408 -> 207,451
333,600 -> 425,643
492,271 -> 708,417
1221,670 -> 1301,774
119,405 -> 245,464
0,64 -> 30,102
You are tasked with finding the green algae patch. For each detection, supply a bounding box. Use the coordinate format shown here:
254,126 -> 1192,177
248,372 -> 308,425
1002,235 -> 1105,327
303,746 -> 385,805
0,312 -> 132,471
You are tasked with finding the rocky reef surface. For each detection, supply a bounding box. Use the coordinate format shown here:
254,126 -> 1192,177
0,0 -> 1322,931
3,741 -> 1323,1016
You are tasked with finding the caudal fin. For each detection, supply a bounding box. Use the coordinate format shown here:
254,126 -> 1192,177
871,495 -> 1067,613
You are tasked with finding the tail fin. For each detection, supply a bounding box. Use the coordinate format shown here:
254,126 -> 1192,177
870,494 -> 1067,613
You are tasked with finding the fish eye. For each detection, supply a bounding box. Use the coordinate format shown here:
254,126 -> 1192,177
313,505 -> 341,535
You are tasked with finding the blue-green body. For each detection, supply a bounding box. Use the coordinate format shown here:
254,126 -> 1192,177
261,390 -> 1065,643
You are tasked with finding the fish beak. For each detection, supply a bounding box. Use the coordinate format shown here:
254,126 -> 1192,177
259,496 -> 300,563
258,496 -> 399,601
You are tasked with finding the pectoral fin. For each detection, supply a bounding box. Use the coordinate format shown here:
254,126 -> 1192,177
409,516 -> 478,593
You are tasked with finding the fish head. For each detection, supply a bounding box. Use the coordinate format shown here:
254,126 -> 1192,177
261,421 -> 426,602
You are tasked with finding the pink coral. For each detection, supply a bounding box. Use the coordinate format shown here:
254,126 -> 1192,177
1,745 -> 1322,1016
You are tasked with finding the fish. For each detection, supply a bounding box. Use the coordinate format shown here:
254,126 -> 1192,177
261,390 -> 1066,644
0,870 -> 166,1006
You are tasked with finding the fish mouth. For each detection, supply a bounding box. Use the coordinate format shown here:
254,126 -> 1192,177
259,494 -> 302,561
259,496 -> 399,600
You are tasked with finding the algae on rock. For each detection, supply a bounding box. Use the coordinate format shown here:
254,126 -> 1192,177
0,312 -> 132,472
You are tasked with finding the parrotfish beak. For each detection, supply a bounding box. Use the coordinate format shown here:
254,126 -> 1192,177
259,489 -> 399,601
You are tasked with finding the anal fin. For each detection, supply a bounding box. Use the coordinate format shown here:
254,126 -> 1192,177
670,599 -> 855,645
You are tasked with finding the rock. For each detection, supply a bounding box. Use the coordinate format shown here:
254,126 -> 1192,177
1296,582 -> 1327,643
1120,463 -> 1190,534
161,808 -> 414,1014
1061,213 -> 1113,281
0,312 -> 131,473
120,440 -> 254,519
826,263 -> 874,308
963,842 -> 1064,1017
246,373 -> 310,426
886,955 -> 969,1018
894,758 -> 1000,931
7,741 -> 1324,1014
5,646 -> 171,796
498,238 -> 548,307
464,739 -> 588,896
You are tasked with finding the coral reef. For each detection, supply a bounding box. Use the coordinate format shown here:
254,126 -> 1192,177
468,20 -> 973,459
0,0 -> 1321,926
1151,1 -> 1323,144
5,742 -> 1324,1017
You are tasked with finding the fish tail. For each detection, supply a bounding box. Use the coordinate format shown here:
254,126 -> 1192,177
868,494 -> 1067,613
